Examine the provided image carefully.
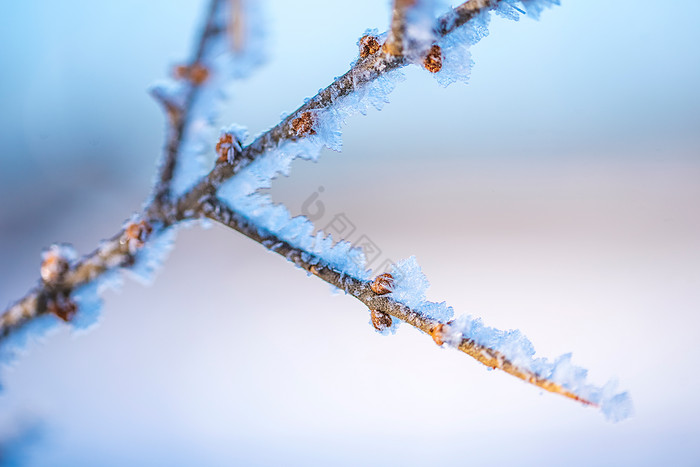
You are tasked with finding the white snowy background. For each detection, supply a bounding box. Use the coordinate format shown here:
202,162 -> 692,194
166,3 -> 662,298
1,0 -> 699,465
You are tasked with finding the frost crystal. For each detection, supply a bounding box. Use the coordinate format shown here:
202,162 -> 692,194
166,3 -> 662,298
383,254 -> 631,421
152,0 -> 268,197
442,314 -> 634,422
126,226 -> 178,286
430,0 -> 559,86
71,269 -> 123,334
520,0 -> 560,20
403,0 -> 438,62
389,256 -> 454,322
217,64 -> 406,280
494,0 -> 525,21
432,10 -> 490,86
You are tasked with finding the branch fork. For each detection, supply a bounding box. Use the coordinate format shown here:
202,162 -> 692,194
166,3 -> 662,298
1,0 -> 631,421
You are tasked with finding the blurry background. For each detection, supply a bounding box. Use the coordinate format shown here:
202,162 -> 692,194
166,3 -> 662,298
1,0 -> 699,465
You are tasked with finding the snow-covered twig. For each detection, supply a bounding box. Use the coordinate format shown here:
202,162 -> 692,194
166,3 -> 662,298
176,0 -> 501,214
1,0 -> 256,344
0,0 -> 633,422
199,196 -> 632,422
151,0 -> 224,206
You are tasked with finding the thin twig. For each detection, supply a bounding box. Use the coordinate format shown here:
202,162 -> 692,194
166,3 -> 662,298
176,0 -> 499,214
199,198 -> 597,407
1,0 -> 499,353
152,0 -> 226,206
385,0 -> 415,56
1,227 -> 134,340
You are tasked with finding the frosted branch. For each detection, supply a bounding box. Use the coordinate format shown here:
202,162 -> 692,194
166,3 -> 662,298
385,0 -> 415,56
0,0 -> 628,422
176,0 -> 505,214
199,199 -> 632,422
1,219 -> 171,343
151,0 -> 225,205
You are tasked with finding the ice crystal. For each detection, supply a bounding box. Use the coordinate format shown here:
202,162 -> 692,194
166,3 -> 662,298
152,0 -> 268,197
403,0 -> 438,62
388,256 -> 454,323
126,226 -> 178,286
432,10 -> 490,86
442,314 -> 634,422
217,64 -> 406,280
520,0 -> 560,20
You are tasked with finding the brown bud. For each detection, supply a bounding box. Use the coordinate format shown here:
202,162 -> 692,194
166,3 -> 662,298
359,35 -> 381,58
123,220 -> 153,251
431,323 -> 446,346
47,293 -> 77,322
370,273 -> 394,295
189,64 -> 209,85
173,63 -> 209,85
370,309 -> 393,331
291,111 -> 316,137
216,133 -> 235,163
423,45 -> 442,73
41,253 -> 69,284
173,65 -> 189,80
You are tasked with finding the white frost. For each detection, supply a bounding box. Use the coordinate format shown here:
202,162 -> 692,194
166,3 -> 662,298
152,0 -> 268,197
217,66 -> 406,281
442,314 -> 634,422
403,0 -> 438,62
387,256 -> 455,324
432,9 -> 490,86
385,255 -> 632,422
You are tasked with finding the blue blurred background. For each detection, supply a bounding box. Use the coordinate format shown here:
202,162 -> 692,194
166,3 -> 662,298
1,0 -> 699,465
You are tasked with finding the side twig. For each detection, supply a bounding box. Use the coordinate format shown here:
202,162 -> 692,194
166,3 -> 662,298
152,0 -> 226,206
199,199 -> 598,407
176,0 -> 499,213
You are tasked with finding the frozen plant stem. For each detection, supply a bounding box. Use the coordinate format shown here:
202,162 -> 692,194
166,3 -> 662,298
176,0 -> 500,213
151,0 -> 225,206
385,0 -> 415,56
0,0 -> 632,421
199,199 -> 595,407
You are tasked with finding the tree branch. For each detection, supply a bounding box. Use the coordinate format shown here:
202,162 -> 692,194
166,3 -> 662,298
1,0 -> 630,421
384,0 -> 415,56
1,223 -> 151,340
198,198 -> 598,408
151,0 -> 227,205
176,0 -> 501,214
